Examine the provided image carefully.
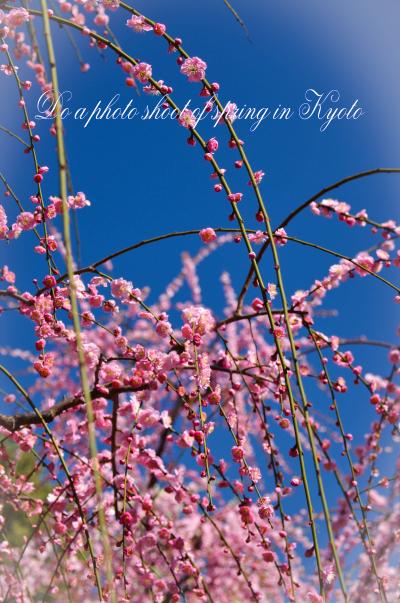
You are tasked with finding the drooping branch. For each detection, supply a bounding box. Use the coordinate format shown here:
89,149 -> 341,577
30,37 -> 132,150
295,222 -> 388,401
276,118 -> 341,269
236,167 -> 400,311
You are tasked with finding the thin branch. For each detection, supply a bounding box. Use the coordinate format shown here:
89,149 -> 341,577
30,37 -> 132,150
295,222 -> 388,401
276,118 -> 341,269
286,234 -> 400,293
222,0 -> 251,40
236,168 -> 400,311
0,123 -> 30,147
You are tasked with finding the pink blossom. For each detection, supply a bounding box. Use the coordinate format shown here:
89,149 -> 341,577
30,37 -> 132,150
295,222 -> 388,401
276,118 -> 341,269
100,0 -> 120,8
94,8 -> 109,27
0,64 -> 14,76
274,228 -> 288,246
18,429 -> 37,452
228,192 -> 243,203
83,343 -> 101,369
251,297 -> 264,311
182,305 -> 215,336
155,320 -> 172,338
42,275 -> 57,289
208,388 -> 221,405
0,204 -> 8,238
16,212 -> 36,231
199,228 -> 217,244
5,7 -> 30,28
137,408 -> 160,428
54,521 -> 67,535
216,102 -> 238,124
249,230 -> 266,244
206,138 -> 219,153
1,265 -> 15,283
239,504 -> 254,524
178,108 -> 196,129
263,550 -> 276,563
111,278 -> 133,301
180,57 -> 207,82
231,446 -> 244,462
267,282 -> 277,300
120,510 -> 137,527
133,62 -> 152,84
247,466 -> 262,483
197,352 -> 211,389
354,252 -> 376,276
248,170 -> 265,186
306,591 -> 324,603
126,15 -> 152,32
68,191 -> 90,209
153,23 -> 166,36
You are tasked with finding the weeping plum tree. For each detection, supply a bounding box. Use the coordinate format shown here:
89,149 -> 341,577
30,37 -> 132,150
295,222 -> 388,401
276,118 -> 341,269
0,2 -> 399,602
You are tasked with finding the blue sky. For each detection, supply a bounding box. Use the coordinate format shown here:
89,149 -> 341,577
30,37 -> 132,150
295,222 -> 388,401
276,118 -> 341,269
1,0 -> 399,523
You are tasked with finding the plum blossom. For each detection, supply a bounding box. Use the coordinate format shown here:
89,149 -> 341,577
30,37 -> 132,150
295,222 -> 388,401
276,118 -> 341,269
231,446 -> 244,462
216,102 -> 238,124
126,15 -> 152,32
153,23 -> 166,36
274,227 -> 288,246
68,191 -> 91,208
228,192 -> 243,203
248,170 -> 265,186
206,138 -> 219,153
5,7 -> 30,29
249,230 -> 266,245
180,57 -> 207,82
0,205 -> 8,239
16,212 -> 36,231
94,8 -> 109,27
133,62 -> 152,84
306,592 -> 324,603
199,228 -> 217,244
99,0 -> 120,8
1,60 -> 18,75
111,277 -> 133,300
182,305 -> 215,337
196,352 -> 211,389
1,265 -> 15,284
155,319 -> 172,338
267,282 -> 277,300
178,108 -> 196,129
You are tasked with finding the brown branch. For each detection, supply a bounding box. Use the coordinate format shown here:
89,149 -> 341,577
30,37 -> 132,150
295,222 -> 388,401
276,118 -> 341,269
0,384 -> 145,431
0,290 -> 33,305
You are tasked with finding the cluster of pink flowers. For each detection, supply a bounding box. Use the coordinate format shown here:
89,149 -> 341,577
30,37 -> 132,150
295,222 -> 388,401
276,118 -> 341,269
0,190 -> 90,242
0,7 -> 30,30
180,56 -> 207,82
